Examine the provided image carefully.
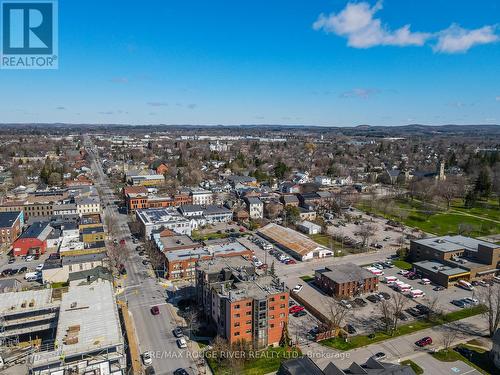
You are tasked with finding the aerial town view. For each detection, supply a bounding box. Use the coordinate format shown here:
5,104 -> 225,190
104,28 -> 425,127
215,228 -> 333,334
1,1 -> 500,375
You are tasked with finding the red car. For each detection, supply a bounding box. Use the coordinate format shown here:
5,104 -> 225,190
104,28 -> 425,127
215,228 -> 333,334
289,305 -> 305,314
151,306 -> 160,315
285,259 -> 296,265
120,239 -> 126,245
415,336 -> 432,347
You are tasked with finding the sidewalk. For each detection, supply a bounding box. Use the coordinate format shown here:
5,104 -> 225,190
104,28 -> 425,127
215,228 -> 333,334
118,300 -> 142,374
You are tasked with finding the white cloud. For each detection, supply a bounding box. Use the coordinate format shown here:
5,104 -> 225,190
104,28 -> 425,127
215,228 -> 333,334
340,88 -> 379,99
313,1 -> 429,48
313,1 -> 498,53
434,24 -> 499,53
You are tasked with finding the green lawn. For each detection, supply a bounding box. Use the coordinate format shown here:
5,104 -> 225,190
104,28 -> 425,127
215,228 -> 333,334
392,259 -> 413,270
320,305 -> 486,351
300,275 -> 315,282
400,360 -> 423,375
309,234 -> 350,256
357,198 -> 500,237
207,347 -> 301,375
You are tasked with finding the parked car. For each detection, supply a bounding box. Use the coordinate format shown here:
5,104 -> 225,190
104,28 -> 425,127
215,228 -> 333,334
366,295 -> 380,303
415,336 -> 432,347
397,312 -> 409,321
173,327 -> 183,338
378,292 -> 391,300
407,307 -> 424,317
340,300 -> 352,309
415,304 -> 430,314
173,369 -> 189,375
289,305 -> 305,314
463,297 -> 479,306
292,284 -> 303,293
285,259 -> 296,265
293,310 -> 307,317
353,298 -> 367,307
420,278 -> 431,285
433,286 -> 445,291
145,367 -> 156,375
372,352 -> 386,360
18,266 -> 27,273
119,239 -> 126,245
177,338 -> 188,348
25,255 -> 35,262
345,324 -> 356,334
142,352 -> 153,366
8,258 -> 15,264
151,306 -> 160,315
451,299 -> 468,308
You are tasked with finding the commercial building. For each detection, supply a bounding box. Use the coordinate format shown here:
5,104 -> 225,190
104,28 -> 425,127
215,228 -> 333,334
258,223 -> 333,261
196,257 -> 289,348
28,279 -> 125,375
315,263 -> 379,297
136,208 -> 192,238
12,221 -> 53,257
190,188 -> 213,205
165,240 -> 253,280
42,253 -> 108,284
297,221 -> 321,235
123,186 -> 192,213
409,235 -> 500,286
0,211 -> 24,246
0,288 -> 59,343
75,197 -> 101,216
127,173 -> 164,187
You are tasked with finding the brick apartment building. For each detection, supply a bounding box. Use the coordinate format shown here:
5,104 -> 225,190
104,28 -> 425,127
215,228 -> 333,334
0,211 -> 24,247
123,186 -> 192,212
196,257 -> 289,348
315,263 -> 379,297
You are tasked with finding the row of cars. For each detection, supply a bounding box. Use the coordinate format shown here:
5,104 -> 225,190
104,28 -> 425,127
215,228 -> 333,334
251,236 -> 297,265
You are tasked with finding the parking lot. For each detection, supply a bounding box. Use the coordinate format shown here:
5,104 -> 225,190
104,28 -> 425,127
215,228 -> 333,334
0,251 -> 52,288
326,208 -> 421,251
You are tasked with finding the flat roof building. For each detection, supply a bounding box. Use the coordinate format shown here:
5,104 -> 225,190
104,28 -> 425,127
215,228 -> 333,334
315,263 -> 379,297
258,223 -> 333,261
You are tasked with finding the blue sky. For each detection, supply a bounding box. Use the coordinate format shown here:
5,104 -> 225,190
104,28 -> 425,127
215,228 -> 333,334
1,0 -> 499,126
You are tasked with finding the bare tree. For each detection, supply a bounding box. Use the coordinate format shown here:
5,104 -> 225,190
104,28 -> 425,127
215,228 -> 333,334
326,299 -> 349,334
442,324 -> 459,351
378,293 -> 408,335
144,240 -> 165,277
354,224 -> 376,250
184,309 -> 201,339
478,283 -> 500,336
106,244 -> 127,275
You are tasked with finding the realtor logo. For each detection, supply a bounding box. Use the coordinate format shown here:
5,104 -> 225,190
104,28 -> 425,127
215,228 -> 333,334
1,0 -> 58,69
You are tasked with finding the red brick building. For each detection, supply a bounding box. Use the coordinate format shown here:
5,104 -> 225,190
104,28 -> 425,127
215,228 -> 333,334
196,257 -> 289,348
315,263 -> 379,297
0,211 -> 24,247
123,186 -> 192,213
12,221 -> 53,257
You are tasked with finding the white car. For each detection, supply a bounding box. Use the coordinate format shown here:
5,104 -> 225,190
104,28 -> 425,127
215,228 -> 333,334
35,264 -> 44,271
292,284 -> 303,293
25,255 -> 35,262
142,351 -> 152,366
420,278 -> 431,285
340,300 -> 352,309
177,338 -> 187,348
464,297 -> 479,306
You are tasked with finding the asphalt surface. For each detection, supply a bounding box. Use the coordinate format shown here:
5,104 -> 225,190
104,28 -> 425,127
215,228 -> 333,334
85,139 -> 196,375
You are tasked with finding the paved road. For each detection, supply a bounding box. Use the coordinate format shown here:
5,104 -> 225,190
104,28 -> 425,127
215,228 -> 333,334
85,139 -> 197,375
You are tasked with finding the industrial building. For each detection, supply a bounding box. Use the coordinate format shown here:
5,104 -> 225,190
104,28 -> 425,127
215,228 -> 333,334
258,223 -> 333,261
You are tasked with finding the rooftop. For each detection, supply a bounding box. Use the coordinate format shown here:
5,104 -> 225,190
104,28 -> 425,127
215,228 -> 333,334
258,223 -> 327,257
413,235 -> 498,253
317,263 -> 375,283
0,288 -> 56,314
19,221 -> 52,240
0,211 -> 22,228
136,208 -> 188,224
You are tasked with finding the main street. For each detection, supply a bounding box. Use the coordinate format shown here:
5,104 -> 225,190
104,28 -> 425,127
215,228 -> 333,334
85,138 -> 196,375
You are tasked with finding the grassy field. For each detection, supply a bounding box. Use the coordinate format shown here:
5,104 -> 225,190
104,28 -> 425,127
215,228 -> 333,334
300,275 -> 315,282
320,305 -> 486,351
392,259 -> 413,270
309,234 -> 349,256
400,360 -> 423,374
207,347 -> 301,375
357,198 -> 500,237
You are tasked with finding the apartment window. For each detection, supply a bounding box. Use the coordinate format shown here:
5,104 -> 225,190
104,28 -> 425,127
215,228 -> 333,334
269,297 -> 275,302
234,332 -> 240,337
280,295 -> 286,300
245,329 -> 251,334
234,313 -> 240,318
270,315 -> 275,319
279,313 -> 285,318
280,304 -> 285,308
246,302 -> 252,307
234,304 -> 240,309
234,322 -> 240,327
246,311 -> 251,316
246,320 -> 252,324
270,324 -> 275,328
